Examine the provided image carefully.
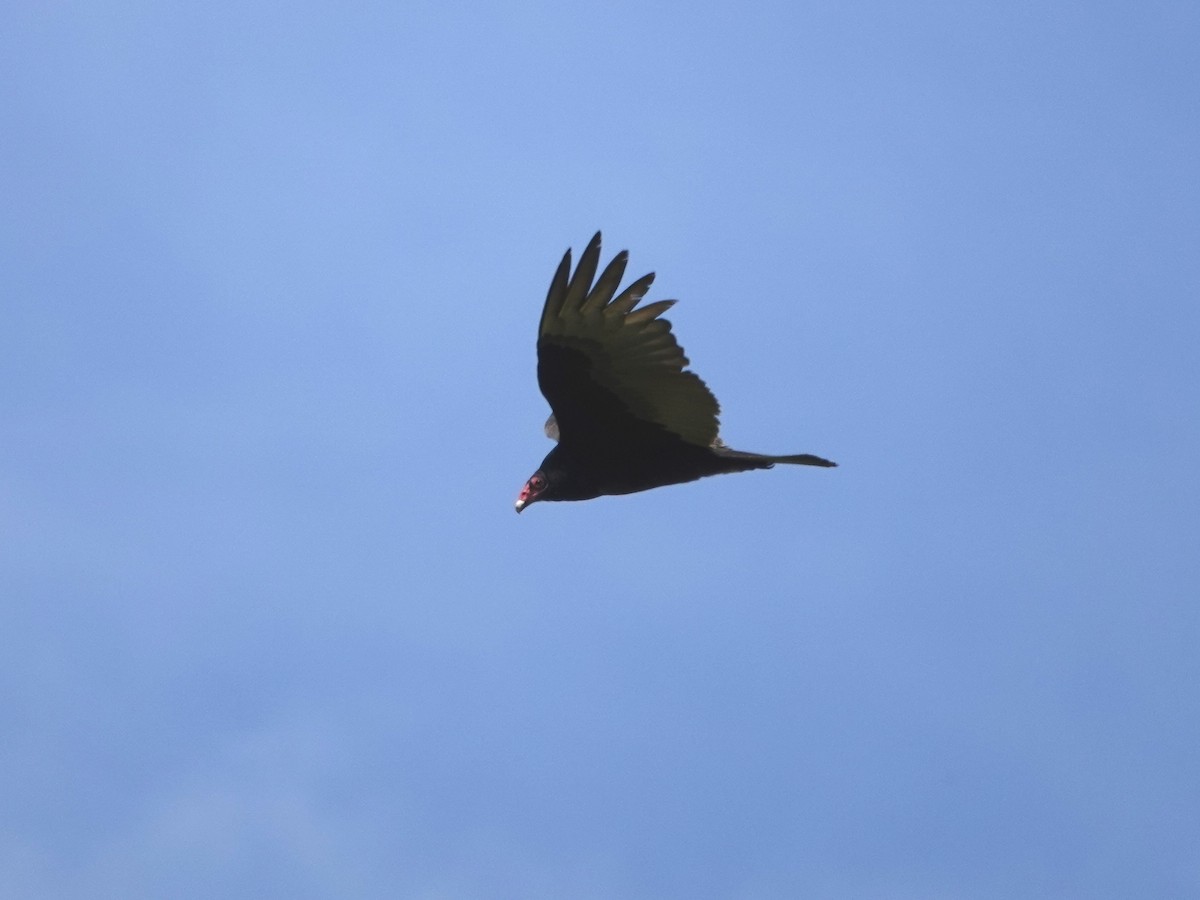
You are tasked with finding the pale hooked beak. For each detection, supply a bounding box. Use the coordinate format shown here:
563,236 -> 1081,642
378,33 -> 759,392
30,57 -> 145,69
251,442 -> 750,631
514,497 -> 527,514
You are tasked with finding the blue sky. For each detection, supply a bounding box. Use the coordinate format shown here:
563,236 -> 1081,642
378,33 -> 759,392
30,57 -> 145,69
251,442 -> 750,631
3,1 -> 1198,897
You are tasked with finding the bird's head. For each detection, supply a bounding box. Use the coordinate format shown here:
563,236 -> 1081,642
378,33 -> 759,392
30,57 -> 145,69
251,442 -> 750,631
514,470 -> 550,513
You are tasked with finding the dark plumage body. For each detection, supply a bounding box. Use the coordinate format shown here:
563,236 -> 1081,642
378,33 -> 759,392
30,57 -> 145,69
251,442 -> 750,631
516,234 -> 835,512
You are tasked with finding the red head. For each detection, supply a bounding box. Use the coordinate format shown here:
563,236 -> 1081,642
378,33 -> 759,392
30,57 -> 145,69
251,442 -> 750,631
514,471 -> 549,513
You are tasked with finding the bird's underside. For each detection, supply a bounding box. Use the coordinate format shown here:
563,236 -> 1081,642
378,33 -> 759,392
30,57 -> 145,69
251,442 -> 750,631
533,344 -> 832,501
515,233 -> 836,512
536,435 -> 811,501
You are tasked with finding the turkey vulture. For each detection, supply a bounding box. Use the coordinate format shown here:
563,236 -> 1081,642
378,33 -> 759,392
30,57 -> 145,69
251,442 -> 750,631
515,233 -> 836,512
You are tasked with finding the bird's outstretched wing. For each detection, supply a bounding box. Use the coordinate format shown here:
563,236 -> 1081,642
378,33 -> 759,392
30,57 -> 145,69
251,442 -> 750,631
537,233 -> 720,449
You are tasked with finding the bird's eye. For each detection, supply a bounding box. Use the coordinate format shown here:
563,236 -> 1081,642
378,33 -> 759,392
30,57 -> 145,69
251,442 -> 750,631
530,475 -> 546,491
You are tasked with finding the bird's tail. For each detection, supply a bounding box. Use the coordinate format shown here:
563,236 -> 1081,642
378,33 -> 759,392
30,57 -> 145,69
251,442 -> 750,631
713,441 -> 837,468
770,453 -> 838,467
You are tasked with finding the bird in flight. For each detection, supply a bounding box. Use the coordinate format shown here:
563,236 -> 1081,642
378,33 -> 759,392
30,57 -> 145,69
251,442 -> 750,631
515,233 -> 836,512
